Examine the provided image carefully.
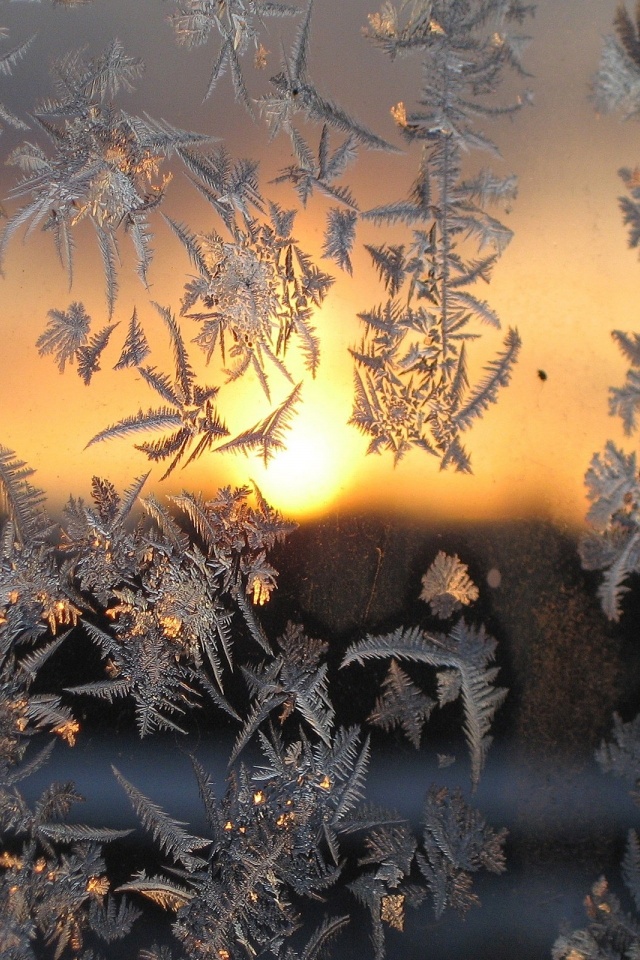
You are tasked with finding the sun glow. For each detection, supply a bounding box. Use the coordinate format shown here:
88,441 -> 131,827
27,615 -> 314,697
237,399 -> 360,519
0,0 -> 632,531
248,429 -> 354,518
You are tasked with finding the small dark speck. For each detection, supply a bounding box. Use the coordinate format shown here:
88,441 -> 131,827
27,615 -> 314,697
537,369 -> 547,381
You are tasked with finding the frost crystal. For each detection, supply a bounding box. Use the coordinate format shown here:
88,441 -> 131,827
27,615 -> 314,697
420,552 -> 479,619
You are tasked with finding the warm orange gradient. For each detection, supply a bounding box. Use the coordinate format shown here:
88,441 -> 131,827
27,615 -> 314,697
0,0 -> 634,527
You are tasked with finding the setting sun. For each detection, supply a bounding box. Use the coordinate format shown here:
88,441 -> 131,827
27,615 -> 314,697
235,397 -> 360,518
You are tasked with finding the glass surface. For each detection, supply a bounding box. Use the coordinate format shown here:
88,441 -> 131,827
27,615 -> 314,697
1,2 -> 638,959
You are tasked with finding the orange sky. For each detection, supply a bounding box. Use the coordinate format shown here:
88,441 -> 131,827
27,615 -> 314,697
0,0 -> 636,527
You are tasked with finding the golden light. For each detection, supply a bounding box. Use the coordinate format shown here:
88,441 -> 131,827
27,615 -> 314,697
52,720 -> 81,746
249,430 -> 343,518
86,876 -> 110,897
0,853 -> 24,869
0,0 -> 635,531
233,386 -> 361,520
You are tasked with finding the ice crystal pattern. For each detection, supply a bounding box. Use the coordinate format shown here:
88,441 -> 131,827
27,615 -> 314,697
61,474 -> 295,735
3,0 -> 530,486
85,302 -> 305,475
553,714 -> 640,960
0,40 -> 211,315
0,27 -> 33,135
420,551 -> 479,619
593,1 -> 640,118
350,0 -> 532,468
581,5 -> 640,619
36,302 -> 119,385
342,558 -> 507,790
593,6 -> 640,267
558,15 -> 640,954
167,0 -> 298,112
115,657 -> 506,960
164,170 -> 333,394
0,1 -> 528,955
257,0 -> 397,153
0,443 -> 507,958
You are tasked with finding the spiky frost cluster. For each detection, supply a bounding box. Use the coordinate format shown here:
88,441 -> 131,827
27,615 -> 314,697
350,0 -> 532,468
0,446 -> 508,959
1,40 -> 211,316
0,2 -> 527,956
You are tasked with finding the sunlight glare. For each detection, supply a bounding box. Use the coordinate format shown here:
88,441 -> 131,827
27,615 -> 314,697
243,409 -> 359,519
